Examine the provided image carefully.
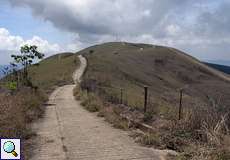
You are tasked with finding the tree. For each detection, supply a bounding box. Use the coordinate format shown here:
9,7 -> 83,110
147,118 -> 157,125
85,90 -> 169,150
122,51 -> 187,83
9,62 -> 18,81
11,45 -> 45,85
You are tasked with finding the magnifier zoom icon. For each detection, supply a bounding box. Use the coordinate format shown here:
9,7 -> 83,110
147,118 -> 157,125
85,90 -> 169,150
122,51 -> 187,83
3,141 -> 18,157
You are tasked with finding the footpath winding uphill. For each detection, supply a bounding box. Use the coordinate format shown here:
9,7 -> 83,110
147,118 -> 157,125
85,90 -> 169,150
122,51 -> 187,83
31,55 -> 168,160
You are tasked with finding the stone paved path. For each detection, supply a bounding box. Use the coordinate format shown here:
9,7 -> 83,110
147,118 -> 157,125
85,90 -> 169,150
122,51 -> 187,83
31,55 -> 167,160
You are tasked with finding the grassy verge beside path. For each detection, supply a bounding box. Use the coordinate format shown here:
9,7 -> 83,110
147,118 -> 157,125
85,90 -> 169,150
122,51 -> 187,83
0,52 -> 79,159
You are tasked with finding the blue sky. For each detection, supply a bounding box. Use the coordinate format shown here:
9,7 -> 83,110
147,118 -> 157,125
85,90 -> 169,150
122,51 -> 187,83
0,0 -> 75,45
0,0 -> 230,65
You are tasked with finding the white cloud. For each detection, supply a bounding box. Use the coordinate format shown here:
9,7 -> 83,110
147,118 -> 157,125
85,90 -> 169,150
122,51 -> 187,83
0,27 -> 64,64
0,28 -> 24,51
166,24 -> 181,36
24,36 -> 61,53
7,0 -> 230,63
8,0 -> 188,35
0,27 -> 61,54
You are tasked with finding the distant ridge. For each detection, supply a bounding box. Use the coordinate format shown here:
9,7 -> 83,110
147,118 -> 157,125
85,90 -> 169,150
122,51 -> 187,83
204,62 -> 230,74
206,60 -> 230,66
0,64 -> 22,79
0,65 -> 8,79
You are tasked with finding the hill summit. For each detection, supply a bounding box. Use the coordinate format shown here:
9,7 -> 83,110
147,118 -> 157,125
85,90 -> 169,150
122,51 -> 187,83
79,42 -> 230,109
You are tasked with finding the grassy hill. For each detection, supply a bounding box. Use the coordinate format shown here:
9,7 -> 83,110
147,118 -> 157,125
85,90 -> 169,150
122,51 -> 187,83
79,42 -> 230,112
1,52 -> 79,91
77,42 -> 230,159
28,52 -> 79,92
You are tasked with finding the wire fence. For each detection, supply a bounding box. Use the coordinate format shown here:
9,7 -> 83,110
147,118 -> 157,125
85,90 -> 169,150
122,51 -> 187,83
83,83 -> 165,110
81,78 -> 190,120
93,86 -> 144,107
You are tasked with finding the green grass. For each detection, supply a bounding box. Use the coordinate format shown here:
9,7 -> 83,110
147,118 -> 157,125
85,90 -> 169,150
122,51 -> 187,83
29,52 -> 79,92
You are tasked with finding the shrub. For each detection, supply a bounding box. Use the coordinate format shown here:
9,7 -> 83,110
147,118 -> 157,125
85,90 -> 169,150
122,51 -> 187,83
79,91 -> 102,112
75,86 -> 129,130
162,101 -> 230,159
0,88 -> 46,138
143,111 -> 153,122
214,149 -> 230,160
103,107 -> 129,130
6,81 -> 17,91
139,132 -> 162,147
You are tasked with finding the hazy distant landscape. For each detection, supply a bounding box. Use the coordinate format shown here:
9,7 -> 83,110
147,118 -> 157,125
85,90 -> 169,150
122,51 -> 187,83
204,62 -> 230,74
0,64 -> 21,79
0,65 -> 8,78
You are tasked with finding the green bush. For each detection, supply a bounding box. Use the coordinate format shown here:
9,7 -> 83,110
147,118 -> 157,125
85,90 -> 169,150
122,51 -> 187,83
143,111 -> 153,122
6,81 -> 17,91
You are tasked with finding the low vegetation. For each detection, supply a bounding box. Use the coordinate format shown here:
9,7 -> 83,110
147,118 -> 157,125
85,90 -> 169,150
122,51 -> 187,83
74,86 -> 129,130
0,89 -> 47,158
28,52 -> 79,92
0,46 -> 79,158
77,42 -> 230,159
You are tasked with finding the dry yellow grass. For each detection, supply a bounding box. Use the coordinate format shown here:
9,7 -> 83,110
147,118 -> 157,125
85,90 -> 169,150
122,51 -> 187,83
0,89 -> 47,159
77,42 -> 230,159
0,52 -> 79,158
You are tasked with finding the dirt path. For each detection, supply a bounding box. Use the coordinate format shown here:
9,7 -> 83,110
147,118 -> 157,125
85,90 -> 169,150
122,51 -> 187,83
31,55 -> 169,160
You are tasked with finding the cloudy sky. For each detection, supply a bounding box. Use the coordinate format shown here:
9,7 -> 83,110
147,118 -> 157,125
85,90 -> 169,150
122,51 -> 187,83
0,0 -> 230,65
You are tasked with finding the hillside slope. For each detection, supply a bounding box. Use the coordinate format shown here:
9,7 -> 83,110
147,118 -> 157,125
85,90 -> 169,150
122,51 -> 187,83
78,42 -> 230,111
28,52 -> 79,92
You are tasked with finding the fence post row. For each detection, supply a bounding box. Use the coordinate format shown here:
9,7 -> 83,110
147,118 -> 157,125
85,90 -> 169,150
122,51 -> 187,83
86,84 -> 186,120
144,86 -> 148,113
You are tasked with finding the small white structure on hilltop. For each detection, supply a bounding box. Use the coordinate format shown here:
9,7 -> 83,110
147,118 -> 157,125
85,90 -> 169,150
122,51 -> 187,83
140,48 -> 144,51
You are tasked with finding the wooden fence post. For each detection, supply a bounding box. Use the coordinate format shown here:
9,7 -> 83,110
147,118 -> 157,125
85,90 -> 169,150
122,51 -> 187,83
120,88 -> 123,104
125,91 -> 128,106
144,86 -> 148,113
179,89 -> 183,120
86,87 -> 89,96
